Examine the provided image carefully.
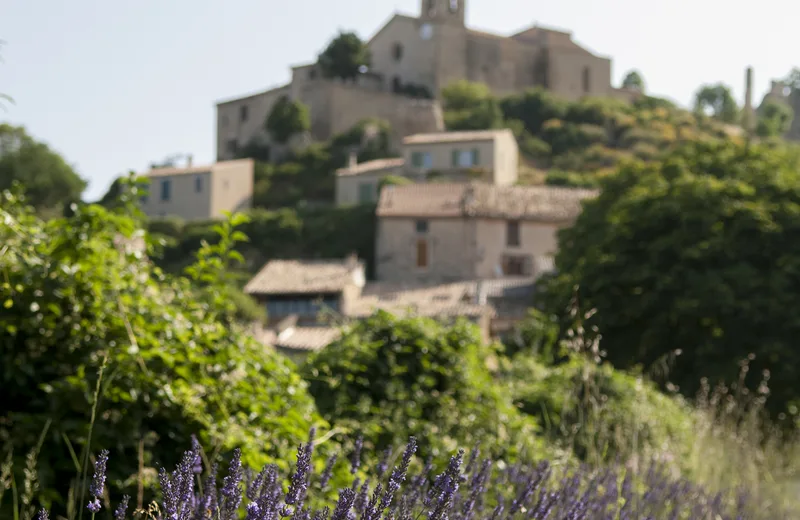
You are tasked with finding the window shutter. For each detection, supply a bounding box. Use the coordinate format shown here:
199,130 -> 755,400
472,148 -> 480,165
452,149 -> 459,167
411,152 -> 421,168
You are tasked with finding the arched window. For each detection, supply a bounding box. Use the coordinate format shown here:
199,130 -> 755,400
449,0 -> 459,12
392,42 -> 404,62
582,66 -> 591,93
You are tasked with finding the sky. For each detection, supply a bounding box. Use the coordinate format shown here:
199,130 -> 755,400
2,0 -> 798,201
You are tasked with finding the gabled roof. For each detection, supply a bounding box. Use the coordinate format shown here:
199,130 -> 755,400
377,182 -> 597,222
244,258 -> 364,295
336,158 -> 405,177
403,129 -> 514,145
144,159 -> 253,178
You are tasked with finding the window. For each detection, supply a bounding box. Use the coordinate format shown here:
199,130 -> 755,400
392,43 -> 404,62
582,66 -> 591,93
452,148 -> 479,167
358,182 -> 374,204
416,220 -> 429,233
266,296 -> 339,317
502,255 -> 531,276
160,179 -> 171,202
416,239 -> 429,269
411,151 -> 432,169
507,220 -> 520,247
240,105 -> 249,122
195,175 -> 203,193
227,139 -> 238,155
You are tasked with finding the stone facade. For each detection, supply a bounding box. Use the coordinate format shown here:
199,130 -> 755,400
216,0 -> 621,161
335,129 -> 519,206
374,182 -> 596,283
140,159 -> 254,221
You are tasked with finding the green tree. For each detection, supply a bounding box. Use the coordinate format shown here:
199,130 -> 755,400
441,80 -> 503,131
0,183 -> 326,510
500,88 -> 567,135
0,124 -> 86,213
621,70 -> 645,92
317,31 -> 371,81
693,84 -> 739,123
301,311 -> 545,462
756,99 -> 794,138
266,96 -> 311,145
546,140 -> 800,425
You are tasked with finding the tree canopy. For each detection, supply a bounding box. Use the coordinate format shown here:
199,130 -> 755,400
545,140 -> 800,425
317,31 -> 371,82
265,95 -> 311,145
0,124 -> 86,213
693,84 -> 739,123
621,70 -> 645,92
756,99 -> 794,138
441,80 -> 504,131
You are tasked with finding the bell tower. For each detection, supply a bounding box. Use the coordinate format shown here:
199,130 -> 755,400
420,0 -> 465,26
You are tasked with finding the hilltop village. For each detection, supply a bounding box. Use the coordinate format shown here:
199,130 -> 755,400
134,0 -> 781,356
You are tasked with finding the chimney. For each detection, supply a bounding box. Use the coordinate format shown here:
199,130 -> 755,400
744,67 -> 754,135
348,149 -> 358,169
475,280 -> 487,305
187,154 -> 193,167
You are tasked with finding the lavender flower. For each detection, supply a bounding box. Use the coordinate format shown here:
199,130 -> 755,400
286,442 -> 312,507
220,448 -> 243,520
319,454 -> 338,490
86,449 -> 109,514
114,495 -> 130,520
36,510 -> 49,520
350,436 -> 363,475
331,488 -> 356,520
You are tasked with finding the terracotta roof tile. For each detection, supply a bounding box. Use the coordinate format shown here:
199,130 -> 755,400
403,129 -> 513,145
336,158 -> 405,177
244,259 -> 364,295
377,182 -> 597,222
347,281 -> 491,319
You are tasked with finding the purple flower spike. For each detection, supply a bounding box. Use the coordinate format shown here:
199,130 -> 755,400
87,449 -> 109,514
114,495 -> 130,520
350,436 -> 364,475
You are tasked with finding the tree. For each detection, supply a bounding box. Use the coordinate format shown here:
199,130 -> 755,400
317,31 -> 371,82
621,70 -> 645,92
546,140 -> 800,425
756,99 -> 794,138
265,96 -> 311,145
0,124 -> 86,212
441,80 -> 503,131
693,84 -> 739,123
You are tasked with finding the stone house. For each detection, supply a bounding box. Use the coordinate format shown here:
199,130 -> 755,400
374,182 -> 597,283
244,254 -> 537,358
139,159 -> 254,221
335,128 -> 518,206
216,0 -> 629,162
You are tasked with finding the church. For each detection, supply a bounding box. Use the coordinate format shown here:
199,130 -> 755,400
216,0 -> 630,161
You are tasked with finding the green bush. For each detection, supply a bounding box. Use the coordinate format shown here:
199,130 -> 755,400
0,188 -> 326,509
301,311 -> 548,463
506,355 -> 695,469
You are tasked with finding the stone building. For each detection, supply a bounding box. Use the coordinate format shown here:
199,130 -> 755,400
216,0 -> 626,162
139,159 -> 254,221
374,182 -> 597,283
244,254 -> 536,358
335,128 -> 519,206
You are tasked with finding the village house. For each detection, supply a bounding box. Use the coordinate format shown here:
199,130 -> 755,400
216,0 -> 633,161
139,159 -> 254,221
243,254 -> 540,359
334,128 -> 519,206
374,182 -> 597,283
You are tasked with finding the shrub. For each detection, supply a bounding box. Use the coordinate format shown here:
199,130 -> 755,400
0,187 -> 326,510
301,312 -> 546,463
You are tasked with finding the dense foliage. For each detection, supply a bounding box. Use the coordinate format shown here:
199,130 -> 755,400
0,124 -> 86,215
317,31 -> 371,81
34,434 -> 793,520
0,186 -> 326,510
265,95 -> 311,145
693,83 -> 739,123
302,312 -> 546,463
545,139 -> 800,425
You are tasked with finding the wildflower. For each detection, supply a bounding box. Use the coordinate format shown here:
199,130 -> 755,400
114,495 -> 130,520
87,449 -> 109,514
37,510 -> 49,520
350,436 -> 363,475
331,488 -> 356,520
319,454 -> 338,490
286,442 -> 312,507
220,448 -> 243,520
